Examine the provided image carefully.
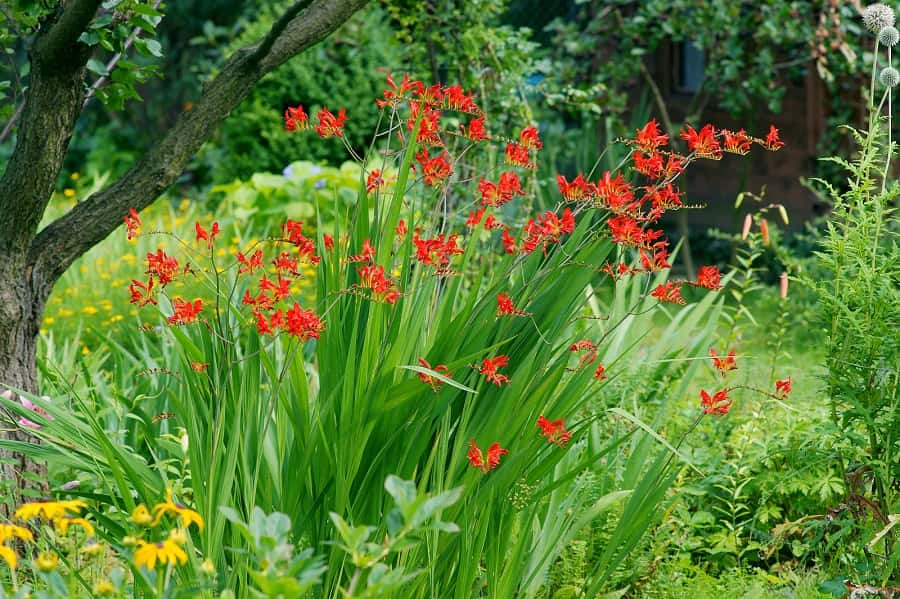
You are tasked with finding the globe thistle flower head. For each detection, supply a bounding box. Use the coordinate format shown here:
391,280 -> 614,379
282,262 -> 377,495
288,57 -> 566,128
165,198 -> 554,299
880,66 -> 900,87
880,25 -> 900,46
863,3 -> 896,33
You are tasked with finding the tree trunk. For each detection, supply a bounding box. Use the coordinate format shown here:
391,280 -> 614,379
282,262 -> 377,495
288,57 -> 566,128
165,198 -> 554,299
0,256 -> 49,511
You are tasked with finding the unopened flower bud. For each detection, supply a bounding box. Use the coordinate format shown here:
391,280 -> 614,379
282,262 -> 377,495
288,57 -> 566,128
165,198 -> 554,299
881,66 -> 900,87
863,3 -> 895,33
760,218 -> 770,246
780,272 -> 789,300
741,214 -> 753,240
880,25 -> 900,46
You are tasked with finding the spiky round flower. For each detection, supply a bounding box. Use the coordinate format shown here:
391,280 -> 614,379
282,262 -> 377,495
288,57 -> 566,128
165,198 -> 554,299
863,3 -> 895,33
880,66 -> 900,87
880,25 -> 900,46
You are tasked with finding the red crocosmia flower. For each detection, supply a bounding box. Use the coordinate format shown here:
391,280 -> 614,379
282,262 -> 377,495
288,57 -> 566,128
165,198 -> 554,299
634,118 -> 668,153
324,233 -> 335,250
416,357 -> 452,392
237,249 -> 264,275
408,100 -> 442,145
467,439 -> 508,473
366,169 -> 385,193
557,174 -> 593,202
195,221 -> 220,249
505,143 -> 532,168
347,238 -> 376,263
569,340 -> 598,368
124,208 -> 141,241
497,292 -> 529,317
315,107 -> 348,138
242,289 -> 273,312
762,125 -> 784,151
466,208 -> 485,228
128,278 -> 156,306
700,388 -> 732,416
395,219 -> 408,236
168,297 -> 203,325
709,348 -> 737,376
695,265 -> 722,290
358,264 -> 400,304
464,116 -> 488,141
593,363 -> 607,380
594,171 -> 634,211
536,416 -> 572,447
662,154 -> 685,179
417,83 -> 444,107
260,275 -> 291,302
607,215 -> 644,246
412,233 -> 464,267
415,149 -> 452,186
284,303 -> 324,341
680,124 -> 722,159
722,129 -> 752,155
633,152 -> 664,179
479,355 -> 511,386
519,125 -> 542,149
282,220 -> 318,264
284,105 -> 309,132
501,228 -> 517,254
483,214 -> 502,230
272,252 -> 299,276
639,242 -> 671,271
601,262 -> 639,280
443,84 -> 479,114
376,72 -> 422,108
254,311 -> 273,335
774,377 -> 792,400
146,249 -> 179,285
651,281 -> 685,304
479,172 -> 525,208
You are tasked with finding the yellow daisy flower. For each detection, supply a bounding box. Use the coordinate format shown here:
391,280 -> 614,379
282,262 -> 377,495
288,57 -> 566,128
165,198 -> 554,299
0,546 -> 17,569
93,580 -> 115,595
131,504 -> 153,526
152,489 -> 204,530
14,499 -> 87,522
0,524 -> 34,544
35,551 -> 59,572
63,188 -> 76,198
55,516 -> 95,537
133,535 -> 188,570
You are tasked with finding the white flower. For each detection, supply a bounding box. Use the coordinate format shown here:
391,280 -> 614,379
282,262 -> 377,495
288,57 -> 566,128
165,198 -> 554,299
863,3 -> 896,33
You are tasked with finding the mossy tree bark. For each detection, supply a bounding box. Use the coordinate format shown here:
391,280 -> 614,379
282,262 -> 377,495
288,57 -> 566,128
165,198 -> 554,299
0,0 -> 368,506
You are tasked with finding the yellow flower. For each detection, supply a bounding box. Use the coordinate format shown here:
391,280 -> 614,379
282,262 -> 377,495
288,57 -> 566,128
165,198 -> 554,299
93,580 -> 115,595
63,188 -> 76,198
179,199 -> 190,211
82,306 -> 99,315
44,317 -> 55,325
80,540 -> 104,556
133,536 -> 188,570
58,308 -> 74,317
131,504 -> 153,526
152,489 -> 204,530
0,546 -> 17,569
82,347 -> 90,355
0,525 -> 33,544
14,499 -> 87,522
35,551 -> 59,572
122,535 -> 139,546
70,172 -> 80,181
200,558 -> 216,576
55,516 -> 95,537
111,315 -> 124,323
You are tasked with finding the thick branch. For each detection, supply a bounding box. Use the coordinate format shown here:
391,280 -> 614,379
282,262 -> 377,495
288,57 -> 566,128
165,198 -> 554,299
34,0 -> 103,68
28,0 -> 369,293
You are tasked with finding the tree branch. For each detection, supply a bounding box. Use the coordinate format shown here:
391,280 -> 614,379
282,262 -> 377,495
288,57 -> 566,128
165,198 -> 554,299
0,0 -> 100,257
250,0 -> 315,65
34,0 -> 102,68
27,0 -> 369,293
